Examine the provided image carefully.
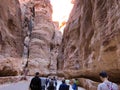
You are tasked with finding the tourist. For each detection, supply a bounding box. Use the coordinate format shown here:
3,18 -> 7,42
71,79 -> 77,90
59,80 -> 69,90
97,71 -> 118,90
30,72 -> 42,90
75,79 -> 79,90
46,77 -> 50,87
53,76 -> 57,89
47,81 -> 55,90
65,78 -> 70,85
41,77 -> 46,90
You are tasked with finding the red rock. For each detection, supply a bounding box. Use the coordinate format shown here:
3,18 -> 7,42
0,0 -> 24,76
24,0 -> 62,76
57,0 -> 120,83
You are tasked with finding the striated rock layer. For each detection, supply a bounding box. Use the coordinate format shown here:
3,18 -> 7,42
0,0 -> 24,76
27,0 -> 62,76
58,0 -> 120,83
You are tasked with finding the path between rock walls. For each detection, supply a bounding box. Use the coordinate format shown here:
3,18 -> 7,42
0,78 -> 86,90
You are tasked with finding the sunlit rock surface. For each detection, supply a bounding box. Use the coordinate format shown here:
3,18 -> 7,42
27,0 -> 62,76
58,0 -> 120,83
0,0 -> 24,76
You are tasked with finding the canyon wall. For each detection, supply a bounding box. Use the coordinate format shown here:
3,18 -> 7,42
58,0 -> 120,83
21,0 -> 62,76
0,0 -> 24,76
0,0 -> 62,76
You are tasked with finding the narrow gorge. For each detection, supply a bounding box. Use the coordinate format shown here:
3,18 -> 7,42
0,0 -> 120,89
0,0 -> 62,76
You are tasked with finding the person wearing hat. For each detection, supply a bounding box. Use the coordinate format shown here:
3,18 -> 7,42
30,72 -> 42,90
97,71 -> 118,90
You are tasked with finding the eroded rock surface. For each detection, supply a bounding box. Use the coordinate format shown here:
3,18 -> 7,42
26,0 -> 62,76
58,0 -> 120,83
0,0 -> 24,76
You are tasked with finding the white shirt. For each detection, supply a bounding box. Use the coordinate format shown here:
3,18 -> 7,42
41,78 -> 46,86
97,81 -> 118,90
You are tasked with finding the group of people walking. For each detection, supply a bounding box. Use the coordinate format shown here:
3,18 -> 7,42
29,72 -> 79,90
58,79 -> 78,90
29,72 -> 58,90
29,71 -> 119,90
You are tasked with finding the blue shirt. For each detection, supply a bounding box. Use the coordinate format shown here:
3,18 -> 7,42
72,83 -> 77,90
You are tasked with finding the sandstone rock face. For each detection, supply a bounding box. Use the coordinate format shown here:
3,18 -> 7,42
0,0 -> 24,76
78,78 -> 98,90
27,0 -> 62,76
58,0 -> 120,83
49,30 -> 62,75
